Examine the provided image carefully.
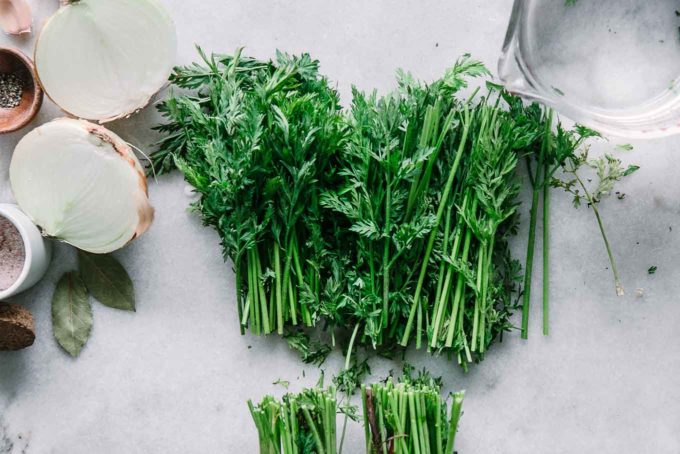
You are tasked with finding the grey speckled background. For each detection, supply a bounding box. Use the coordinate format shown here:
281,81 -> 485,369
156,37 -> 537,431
1,1 -> 680,453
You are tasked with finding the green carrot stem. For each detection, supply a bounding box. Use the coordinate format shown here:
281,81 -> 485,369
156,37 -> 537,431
573,172 -> 625,296
401,107 -> 472,347
471,247 -> 484,352
418,394 -> 430,453
254,247 -> 271,334
444,209 -> 474,348
284,402 -> 295,453
541,109 -> 554,336
242,258 -> 253,329
361,386 -> 371,453
345,323 -> 361,371
291,237 -> 311,326
479,237 -> 495,353
408,392 -> 421,454
282,236 -> 298,326
235,259 -> 245,335
521,156 -> 542,339
406,106 -> 437,216
414,109 -> 456,207
288,399 -> 300,454
431,204 -> 454,338
274,244 -> 283,334
302,407 -> 326,454
435,396 -> 443,454
444,391 -> 465,454
254,249 -> 263,334
542,158 -> 550,336
338,323 -> 361,453
382,170 -> 392,333
431,196 -> 468,347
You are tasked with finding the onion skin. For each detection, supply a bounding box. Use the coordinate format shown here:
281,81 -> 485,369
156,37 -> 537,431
0,0 -> 32,35
81,120 -> 155,243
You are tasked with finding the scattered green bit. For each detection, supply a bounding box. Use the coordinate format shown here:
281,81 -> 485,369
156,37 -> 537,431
284,330 -> 332,366
552,86 -> 565,96
616,143 -> 634,152
273,378 -> 290,389
623,165 -> 640,177
648,266 -> 657,275
333,357 -> 370,395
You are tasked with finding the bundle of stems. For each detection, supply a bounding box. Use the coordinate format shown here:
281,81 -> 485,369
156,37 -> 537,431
154,48 -> 346,336
421,100 -> 525,362
324,75 -> 530,368
361,376 -> 464,454
319,59 -> 483,349
249,386 -> 338,454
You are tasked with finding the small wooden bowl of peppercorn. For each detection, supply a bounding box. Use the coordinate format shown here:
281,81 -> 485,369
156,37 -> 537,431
0,47 -> 43,134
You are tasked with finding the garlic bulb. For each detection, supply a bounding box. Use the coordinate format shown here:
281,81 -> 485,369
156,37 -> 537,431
35,0 -> 176,123
0,0 -> 31,35
10,118 -> 154,254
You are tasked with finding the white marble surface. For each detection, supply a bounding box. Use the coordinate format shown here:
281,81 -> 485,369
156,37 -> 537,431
2,1 -> 680,453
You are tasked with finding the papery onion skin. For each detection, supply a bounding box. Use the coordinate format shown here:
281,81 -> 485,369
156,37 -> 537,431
35,0 -> 176,123
81,121 -> 155,243
0,0 -> 32,35
9,118 -> 154,254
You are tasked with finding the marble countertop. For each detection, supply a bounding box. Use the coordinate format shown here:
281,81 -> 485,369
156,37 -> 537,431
2,1 -> 680,453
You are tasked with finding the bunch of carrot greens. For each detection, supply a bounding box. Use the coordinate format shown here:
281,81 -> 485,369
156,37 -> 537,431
154,48 -> 346,336
248,386 -> 338,454
316,59 -> 535,369
247,366 -> 464,454
361,367 -> 465,454
153,47 -> 636,370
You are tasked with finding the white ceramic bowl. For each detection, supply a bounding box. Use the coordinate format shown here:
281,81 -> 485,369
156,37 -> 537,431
0,203 -> 52,299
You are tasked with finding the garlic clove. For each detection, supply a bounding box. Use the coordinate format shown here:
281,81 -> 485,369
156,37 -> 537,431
0,0 -> 31,35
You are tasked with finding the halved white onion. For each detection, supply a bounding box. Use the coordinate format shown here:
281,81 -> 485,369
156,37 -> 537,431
35,0 -> 176,123
10,118 -> 154,254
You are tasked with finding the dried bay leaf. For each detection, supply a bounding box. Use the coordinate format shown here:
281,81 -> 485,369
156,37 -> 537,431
52,272 -> 92,357
78,250 -> 135,311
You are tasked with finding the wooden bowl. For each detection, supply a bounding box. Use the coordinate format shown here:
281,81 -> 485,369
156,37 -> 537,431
0,47 -> 43,134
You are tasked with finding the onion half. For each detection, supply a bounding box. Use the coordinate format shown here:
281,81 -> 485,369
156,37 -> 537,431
35,0 -> 176,123
10,118 -> 154,254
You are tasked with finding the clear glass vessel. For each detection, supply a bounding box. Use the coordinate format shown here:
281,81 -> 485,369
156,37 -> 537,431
499,0 -> 680,138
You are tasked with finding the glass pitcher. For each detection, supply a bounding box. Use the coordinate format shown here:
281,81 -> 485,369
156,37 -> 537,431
499,0 -> 680,138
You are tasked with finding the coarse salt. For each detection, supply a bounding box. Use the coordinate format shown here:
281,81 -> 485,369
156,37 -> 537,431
0,216 -> 25,290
